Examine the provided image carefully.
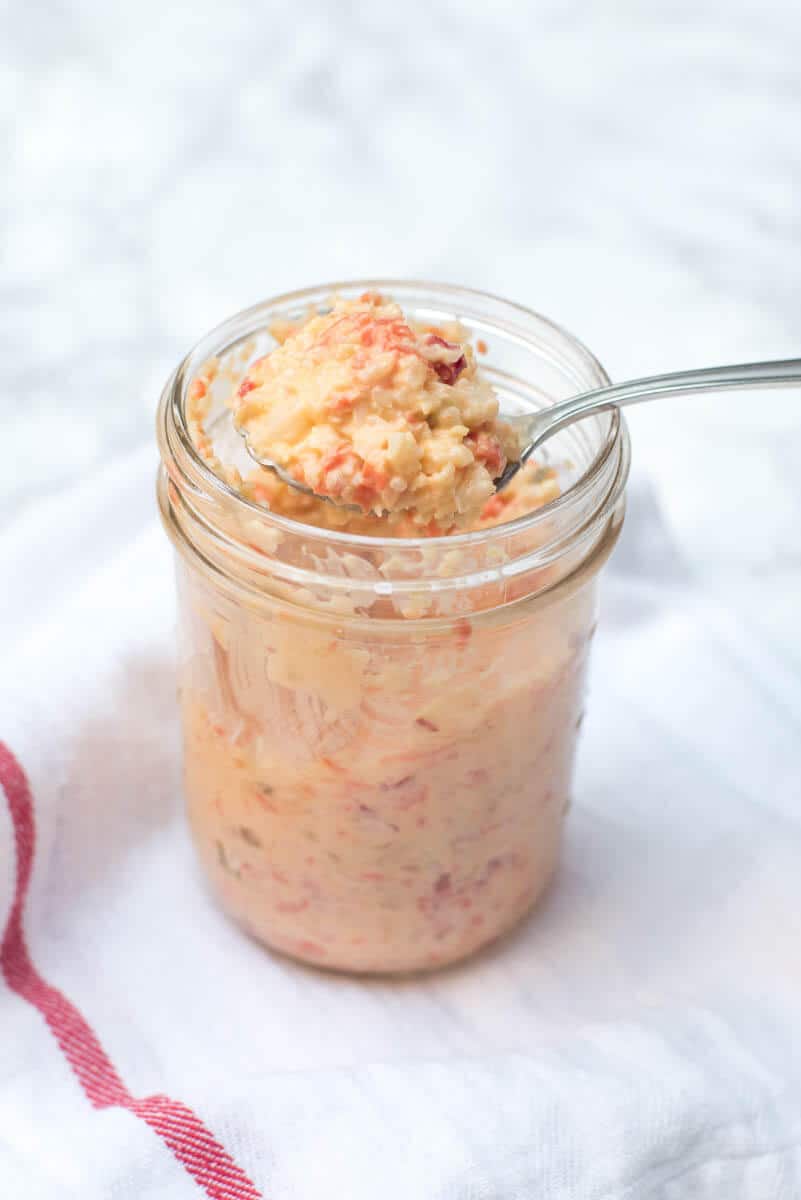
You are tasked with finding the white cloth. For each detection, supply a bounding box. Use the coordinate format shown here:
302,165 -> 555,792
1,446 -> 800,1199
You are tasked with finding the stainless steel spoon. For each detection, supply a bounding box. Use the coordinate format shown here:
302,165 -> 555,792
238,357 -> 801,505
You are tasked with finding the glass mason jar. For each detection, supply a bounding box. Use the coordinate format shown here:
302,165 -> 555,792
156,281 -> 630,974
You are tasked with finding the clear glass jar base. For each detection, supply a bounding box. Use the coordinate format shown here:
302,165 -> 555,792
202,826 -> 563,976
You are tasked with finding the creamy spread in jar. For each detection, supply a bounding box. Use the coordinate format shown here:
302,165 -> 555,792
158,284 -> 627,974
180,578 -> 593,973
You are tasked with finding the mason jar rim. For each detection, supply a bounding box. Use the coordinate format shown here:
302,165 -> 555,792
161,278 -> 627,553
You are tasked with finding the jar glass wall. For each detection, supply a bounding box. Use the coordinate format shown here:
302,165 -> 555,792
157,282 -> 630,973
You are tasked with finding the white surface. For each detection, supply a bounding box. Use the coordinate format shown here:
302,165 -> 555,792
2,450 -> 801,1197
2,2 -> 801,1196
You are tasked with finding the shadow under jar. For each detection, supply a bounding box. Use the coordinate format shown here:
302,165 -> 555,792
156,281 -> 630,974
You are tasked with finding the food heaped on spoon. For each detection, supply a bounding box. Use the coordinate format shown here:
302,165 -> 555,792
227,292 -> 520,529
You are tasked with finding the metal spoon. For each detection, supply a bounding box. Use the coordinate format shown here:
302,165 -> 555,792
238,357 -> 801,505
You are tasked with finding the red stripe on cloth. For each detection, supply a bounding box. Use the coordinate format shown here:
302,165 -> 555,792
0,741 -> 263,1200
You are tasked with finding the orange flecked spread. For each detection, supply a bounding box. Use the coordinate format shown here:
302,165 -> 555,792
227,293 -> 519,527
176,294 -> 587,974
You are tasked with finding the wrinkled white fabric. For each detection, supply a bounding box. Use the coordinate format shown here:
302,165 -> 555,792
1,446 -> 800,1199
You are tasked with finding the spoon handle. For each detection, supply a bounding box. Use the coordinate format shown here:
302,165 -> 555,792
523,357 -> 801,459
